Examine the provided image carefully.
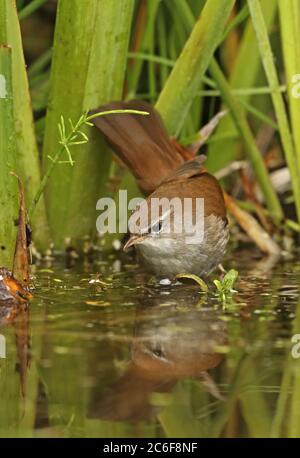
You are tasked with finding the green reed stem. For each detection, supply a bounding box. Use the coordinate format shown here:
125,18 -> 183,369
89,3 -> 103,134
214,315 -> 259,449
8,0 -> 50,248
42,0 -> 134,249
278,0 -> 300,223
0,0 -> 18,265
156,0 -> 236,136
18,0 -> 46,19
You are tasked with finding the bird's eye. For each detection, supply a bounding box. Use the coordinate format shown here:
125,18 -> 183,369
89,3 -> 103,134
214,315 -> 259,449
151,220 -> 163,234
153,347 -> 164,358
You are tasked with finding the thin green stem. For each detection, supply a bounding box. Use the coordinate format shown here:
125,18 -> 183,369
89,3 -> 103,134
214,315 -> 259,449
222,4 -> 249,40
28,48 -> 52,78
87,109 -> 148,122
286,219 -> 300,233
18,0 -> 47,19
198,85 -> 286,97
128,52 -> 175,68
134,85 -> 286,99
239,99 -> 278,130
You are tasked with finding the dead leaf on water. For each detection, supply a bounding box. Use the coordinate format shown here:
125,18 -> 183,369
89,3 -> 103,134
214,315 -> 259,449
11,172 -> 30,286
0,268 -> 32,303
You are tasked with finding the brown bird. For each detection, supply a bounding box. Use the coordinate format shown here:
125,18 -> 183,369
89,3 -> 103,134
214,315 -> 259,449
91,101 -> 229,278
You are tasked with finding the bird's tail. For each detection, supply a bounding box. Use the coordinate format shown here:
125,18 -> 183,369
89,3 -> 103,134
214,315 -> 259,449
90,100 -> 184,194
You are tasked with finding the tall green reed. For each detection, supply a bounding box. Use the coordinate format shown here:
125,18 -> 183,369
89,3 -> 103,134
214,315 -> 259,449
42,0 -> 134,250
0,0 -> 18,266
248,0 -> 300,223
8,0 -> 49,248
156,0 -> 236,136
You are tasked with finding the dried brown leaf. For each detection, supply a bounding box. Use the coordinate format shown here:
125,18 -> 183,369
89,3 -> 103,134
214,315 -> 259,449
11,173 -> 30,286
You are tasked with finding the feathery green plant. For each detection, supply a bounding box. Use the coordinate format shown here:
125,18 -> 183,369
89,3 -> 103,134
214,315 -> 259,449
30,108 -> 149,218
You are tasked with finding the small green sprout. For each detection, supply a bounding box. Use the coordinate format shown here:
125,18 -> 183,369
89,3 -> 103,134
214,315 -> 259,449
213,269 -> 238,302
176,268 -> 239,306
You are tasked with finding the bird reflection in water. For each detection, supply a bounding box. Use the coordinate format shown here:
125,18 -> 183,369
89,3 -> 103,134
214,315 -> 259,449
89,286 -> 227,422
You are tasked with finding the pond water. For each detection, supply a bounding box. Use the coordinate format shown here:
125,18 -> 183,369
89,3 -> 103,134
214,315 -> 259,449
0,248 -> 300,438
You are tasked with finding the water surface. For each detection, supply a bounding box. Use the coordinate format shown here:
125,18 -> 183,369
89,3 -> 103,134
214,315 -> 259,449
0,249 -> 299,438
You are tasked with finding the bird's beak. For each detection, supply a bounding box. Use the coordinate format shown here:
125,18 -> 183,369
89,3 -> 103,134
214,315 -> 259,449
123,234 -> 146,252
